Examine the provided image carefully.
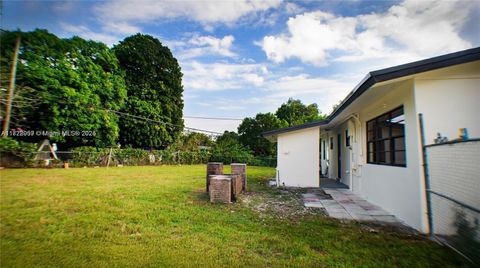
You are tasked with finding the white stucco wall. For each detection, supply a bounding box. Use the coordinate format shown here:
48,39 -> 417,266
355,80 -> 426,232
414,61 -> 480,143
277,127 -> 320,187
272,60 -> 478,233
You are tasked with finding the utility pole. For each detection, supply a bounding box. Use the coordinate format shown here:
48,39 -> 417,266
2,35 -> 21,137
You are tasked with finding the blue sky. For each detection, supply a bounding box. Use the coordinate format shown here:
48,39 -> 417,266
4,0 -> 480,133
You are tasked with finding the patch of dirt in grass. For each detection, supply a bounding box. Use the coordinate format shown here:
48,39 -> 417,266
239,187 -> 325,220
309,245 -> 327,256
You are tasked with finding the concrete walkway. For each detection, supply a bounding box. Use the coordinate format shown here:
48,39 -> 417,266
303,189 -> 401,224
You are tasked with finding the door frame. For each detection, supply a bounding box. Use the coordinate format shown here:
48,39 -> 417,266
337,133 -> 341,179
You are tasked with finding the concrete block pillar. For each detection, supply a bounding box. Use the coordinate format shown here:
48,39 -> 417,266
209,175 -> 231,203
229,173 -> 243,201
206,162 -> 223,192
231,163 -> 247,192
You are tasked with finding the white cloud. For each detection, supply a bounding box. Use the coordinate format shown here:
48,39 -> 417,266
181,61 -> 268,91
284,2 -> 305,14
358,0 -> 471,56
242,73 -> 265,86
60,23 -> 121,46
53,1 -> 76,13
103,22 -> 141,35
94,0 -> 282,30
264,73 -> 357,114
260,0 -> 474,66
178,34 -> 236,59
261,11 -> 357,66
59,21 -> 139,47
181,59 -> 358,115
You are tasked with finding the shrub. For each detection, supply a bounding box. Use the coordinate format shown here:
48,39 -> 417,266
113,148 -> 150,166
209,141 -> 256,165
2,141 -> 276,168
70,147 -> 108,166
0,137 -> 37,167
68,147 -> 214,166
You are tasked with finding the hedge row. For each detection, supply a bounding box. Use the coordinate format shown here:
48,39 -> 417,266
67,147 -> 275,167
0,138 -> 37,167
0,139 -> 276,167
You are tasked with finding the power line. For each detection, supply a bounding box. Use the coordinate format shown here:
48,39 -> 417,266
3,87 -> 223,136
183,115 -> 243,121
1,66 -> 226,136
104,109 -> 222,135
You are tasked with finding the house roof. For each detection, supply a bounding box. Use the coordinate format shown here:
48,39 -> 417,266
263,47 -> 480,138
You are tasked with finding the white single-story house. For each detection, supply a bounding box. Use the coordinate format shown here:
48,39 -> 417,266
264,47 -> 480,233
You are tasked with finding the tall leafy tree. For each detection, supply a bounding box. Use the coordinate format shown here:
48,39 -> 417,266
275,98 -> 325,126
211,131 -> 254,164
114,34 -> 184,148
238,113 -> 287,156
216,131 -> 239,145
0,29 -> 127,147
170,132 -> 213,151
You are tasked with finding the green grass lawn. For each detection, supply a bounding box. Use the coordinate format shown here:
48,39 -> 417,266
0,165 -> 467,267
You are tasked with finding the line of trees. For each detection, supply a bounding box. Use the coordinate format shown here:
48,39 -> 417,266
213,98 -> 326,159
0,29 -> 184,149
1,29 -> 325,163
168,97 -> 325,164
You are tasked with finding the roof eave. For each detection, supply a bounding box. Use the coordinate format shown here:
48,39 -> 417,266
262,120 -> 328,138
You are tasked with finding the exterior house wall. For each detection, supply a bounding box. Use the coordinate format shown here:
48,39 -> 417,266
271,58 -> 479,233
354,80 -> 426,232
277,127 -> 320,187
414,61 -> 480,143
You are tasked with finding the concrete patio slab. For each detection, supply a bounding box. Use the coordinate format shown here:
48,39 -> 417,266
328,212 -> 352,219
350,214 -> 375,221
364,210 -> 392,216
320,200 -> 338,205
373,215 -> 400,223
304,202 -> 324,208
322,203 -> 343,209
303,188 -> 404,226
304,197 -> 322,202
325,207 -> 348,213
